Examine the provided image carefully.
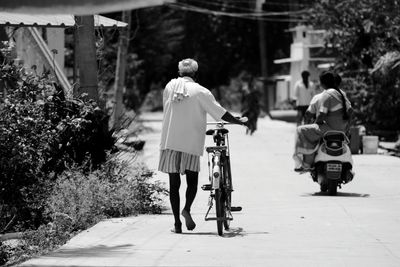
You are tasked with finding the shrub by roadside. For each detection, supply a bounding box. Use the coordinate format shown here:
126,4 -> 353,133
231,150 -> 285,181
0,61 -> 167,266
1,157 -> 167,266
0,62 -> 115,232
46,157 -> 167,230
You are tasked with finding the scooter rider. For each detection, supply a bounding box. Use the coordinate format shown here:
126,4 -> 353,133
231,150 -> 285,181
293,71 -> 353,172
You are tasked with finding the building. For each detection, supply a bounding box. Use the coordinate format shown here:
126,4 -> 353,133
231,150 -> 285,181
0,12 -> 127,98
273,25 -> 336,107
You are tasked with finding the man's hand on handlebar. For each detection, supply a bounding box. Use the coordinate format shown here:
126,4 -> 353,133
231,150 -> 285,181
238,116 -> 250,128
221,112 -> 248,127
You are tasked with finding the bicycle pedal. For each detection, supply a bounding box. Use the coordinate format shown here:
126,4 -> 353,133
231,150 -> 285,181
201,184 -> 212,191
231,206 -> 242,212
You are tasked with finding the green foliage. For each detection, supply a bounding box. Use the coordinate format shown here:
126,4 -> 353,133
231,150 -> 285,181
1,223 -> 73,266
0,242 -> 9,266
46,158 -> 167,231
305,0 -> 400,131
369,52 -> 400,131
306,0 -> 400,71
0,63 -> 114,230
104,3 -> 262,106
174,0 -> 261,88
0,157 -> 167,266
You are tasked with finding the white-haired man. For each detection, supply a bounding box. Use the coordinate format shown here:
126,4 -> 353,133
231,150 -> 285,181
158,58 -> 247,233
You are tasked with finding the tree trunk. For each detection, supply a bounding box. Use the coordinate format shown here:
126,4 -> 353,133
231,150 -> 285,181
74,15 -> 99,103
110,11 -> 132,130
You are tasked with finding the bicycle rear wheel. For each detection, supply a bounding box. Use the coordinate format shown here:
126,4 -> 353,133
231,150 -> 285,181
215,188 -> 224,236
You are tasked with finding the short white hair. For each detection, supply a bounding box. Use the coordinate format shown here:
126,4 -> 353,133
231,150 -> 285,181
178,58 -> 198,74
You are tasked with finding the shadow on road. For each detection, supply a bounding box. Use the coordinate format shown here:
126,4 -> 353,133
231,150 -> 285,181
182,227 -> 246,237
182,227 -> 269,238
44,244 -> 134,258
302,192 -> 370,197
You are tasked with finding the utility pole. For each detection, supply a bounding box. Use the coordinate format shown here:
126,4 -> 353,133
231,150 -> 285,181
289,0 -> 300,27
74,15 -> 100,104
256,0 -> 268,78
255,0 -> 270,111
110,11 -> 131,130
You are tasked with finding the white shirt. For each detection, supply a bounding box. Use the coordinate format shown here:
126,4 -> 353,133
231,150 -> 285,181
307,92 -> 323,116
160,77 -> 226,156
294,80 -> 315,106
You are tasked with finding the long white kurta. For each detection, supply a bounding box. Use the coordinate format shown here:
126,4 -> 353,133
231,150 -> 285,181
160,77 -> 226,156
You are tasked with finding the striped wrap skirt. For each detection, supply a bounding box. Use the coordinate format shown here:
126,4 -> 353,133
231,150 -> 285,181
158,149 -> 200,174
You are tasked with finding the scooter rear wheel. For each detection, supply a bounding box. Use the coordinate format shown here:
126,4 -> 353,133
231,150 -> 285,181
320,183 -> 328,192
328,180 -> 337,196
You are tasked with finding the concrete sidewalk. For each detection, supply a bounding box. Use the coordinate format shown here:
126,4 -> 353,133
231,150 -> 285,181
20,113 -> 400,267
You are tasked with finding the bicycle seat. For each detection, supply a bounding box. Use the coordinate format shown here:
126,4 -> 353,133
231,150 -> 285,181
206,128 -> 229,136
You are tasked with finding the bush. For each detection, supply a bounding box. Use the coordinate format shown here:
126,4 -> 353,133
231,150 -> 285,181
45,158 -> 167,231
1,157 -> 167,266
0,63 -> 115,230
342,71 -> 400,132
1,223 -> 73,266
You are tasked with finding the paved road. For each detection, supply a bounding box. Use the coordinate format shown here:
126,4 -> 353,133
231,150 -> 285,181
21,113 -> 400,267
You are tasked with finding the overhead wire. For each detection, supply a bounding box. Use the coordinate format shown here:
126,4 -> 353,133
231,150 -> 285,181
182,0 -> 257,13
168,2 -> 307,22
183,0 -> 311,8
180,0 -> 308,14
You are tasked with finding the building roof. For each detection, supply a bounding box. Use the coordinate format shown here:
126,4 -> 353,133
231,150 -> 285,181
0,0 -> 173,15
0,12 -> 127,28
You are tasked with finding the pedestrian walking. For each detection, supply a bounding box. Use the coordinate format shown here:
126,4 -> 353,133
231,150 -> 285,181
241,76 -> 260,135
158,58 -> 248,233
294,70 -> 316,125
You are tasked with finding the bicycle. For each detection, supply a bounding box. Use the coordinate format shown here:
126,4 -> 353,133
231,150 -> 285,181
201,121 -> 243,236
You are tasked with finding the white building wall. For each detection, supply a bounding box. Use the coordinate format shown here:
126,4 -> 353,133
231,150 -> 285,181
46,28 -> 65,71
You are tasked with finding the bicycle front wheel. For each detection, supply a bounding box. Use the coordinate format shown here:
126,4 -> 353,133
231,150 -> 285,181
223,191 -> 231,230
215,188 -> 224,236
223,156 -> 232,230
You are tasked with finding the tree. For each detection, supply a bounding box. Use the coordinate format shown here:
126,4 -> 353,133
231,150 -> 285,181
177,0 -> 260,89
306,0 -> 400,73
127,1 -> 261,99
305,0 -> 400,131
75,16 -> 100,104
110,11 -> 132,129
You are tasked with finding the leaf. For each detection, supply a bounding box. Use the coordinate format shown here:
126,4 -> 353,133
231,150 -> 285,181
363,20 -> 374,33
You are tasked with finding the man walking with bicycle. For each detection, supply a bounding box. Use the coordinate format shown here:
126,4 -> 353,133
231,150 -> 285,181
158,58 -> 247,233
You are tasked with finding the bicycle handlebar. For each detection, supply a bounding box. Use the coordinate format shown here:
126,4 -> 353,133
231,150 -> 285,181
206,121 -> 233,126
207,117 -> 248,126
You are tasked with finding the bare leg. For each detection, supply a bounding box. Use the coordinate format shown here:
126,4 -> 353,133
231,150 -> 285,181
184,170 -> 198,212
169,173 -> 182,231
181,170 -> 198,230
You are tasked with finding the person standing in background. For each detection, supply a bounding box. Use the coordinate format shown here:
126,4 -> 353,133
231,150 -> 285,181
294,70 -> 316,125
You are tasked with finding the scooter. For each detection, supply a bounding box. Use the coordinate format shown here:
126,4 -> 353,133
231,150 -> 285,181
310,131 -> 355,195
